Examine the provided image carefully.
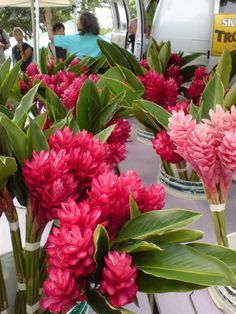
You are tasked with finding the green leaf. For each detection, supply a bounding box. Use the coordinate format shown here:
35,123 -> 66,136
189,242 -> 236,275
100,87 -> 111,107
68,56 -> 93,75
97,40 -> 131,69
39,47 -> 48,74
76,80 -> 101,130
88,55 -> 107,74
181,53 -> 203,66
0,58 -> 11,85
133,243 -> 236,288
146,229 -> 204,243
147,47 -> 163,73
129,193 -> 141,219
101,77 -> 141,107
133,100 -> 171,130
86,289 -> 134,314
181,65 -> 198,82
133,103 -> 160,132
0,105 -> 14,120
188,102 -> 199,120
63,52 -> 77,67
45,87 -> 67,122
13,84 -> 40,128
28,118 -> 49,154
94,124 -> 116,143
230,50 -> 236,81
49,110 -> 74,134
0,60 -> 21,105
0,156 -> 17,191
33,112 -> 47,130
198,73 -> 224,119
0,113 -> 28,165
93,224 -> 109,280
215,48 -> 231,89
113,208 -> 202,244
116,240 -> 162,253
136,271 -> 204,293
159,40 -> 171,73
225,82 -> 236,110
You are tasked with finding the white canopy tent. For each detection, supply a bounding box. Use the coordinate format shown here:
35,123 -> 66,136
0,0 -> 76,62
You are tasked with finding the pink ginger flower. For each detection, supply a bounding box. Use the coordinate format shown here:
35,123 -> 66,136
168,53 -> 182,66
139,59 -> 149,70
69,57 -> 81,67
152,130 -> 183,164
167,100 -> 189,115
26,63 -> 40,76
23,150 -> 79,225
99,251 -> 138,308
40,267 -> 85,313
46,224 -> 96,277
88,170 -> 164,239
47,60 -> 55,73
19,80 -> 28,94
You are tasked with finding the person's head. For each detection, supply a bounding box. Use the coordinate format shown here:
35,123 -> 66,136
128,19 -> 137,35
77,12 -> 100,35
13,27 -> 24,42
52,23 -> 65,35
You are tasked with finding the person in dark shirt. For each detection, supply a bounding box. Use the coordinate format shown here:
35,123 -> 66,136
47,22 -> 67,62
12,27 -> 33,72
128,19 -> 137,53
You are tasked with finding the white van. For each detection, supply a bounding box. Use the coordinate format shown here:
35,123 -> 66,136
110,0 -> 236,70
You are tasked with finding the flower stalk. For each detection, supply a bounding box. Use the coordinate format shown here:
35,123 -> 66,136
0,258 -> 8,313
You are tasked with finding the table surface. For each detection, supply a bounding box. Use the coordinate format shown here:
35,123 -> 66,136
1,117 -> 234,313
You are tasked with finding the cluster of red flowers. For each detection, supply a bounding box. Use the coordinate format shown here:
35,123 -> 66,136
22,127 -> 165,312
188,67 -> 209,105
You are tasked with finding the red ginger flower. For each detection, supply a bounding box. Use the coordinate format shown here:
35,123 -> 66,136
165,65 -> 184,88
152,130 -> 183,164
26,62 -> 40,76
167,100 -> 189,115
69,57 -> 81,67
139,59 -> 149,70
100,251 -> 138,308
188,67 -> 209,105
169,53 -> 182,66
194,67 -> 209,80
23,150 -> 79,225
88,170 -> 165,239
40,267 -> 85,313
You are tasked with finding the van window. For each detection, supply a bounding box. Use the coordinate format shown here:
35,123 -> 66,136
220,0 -> 236,13
114,1 -> 128,31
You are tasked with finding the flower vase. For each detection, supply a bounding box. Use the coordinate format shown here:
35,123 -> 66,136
136,122 -> 155,145
67,302 -> 88,314
157,163 -> 206,200
209,233 -> 236,314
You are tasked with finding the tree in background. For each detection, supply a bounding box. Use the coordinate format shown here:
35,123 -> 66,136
0,7 -> 73,38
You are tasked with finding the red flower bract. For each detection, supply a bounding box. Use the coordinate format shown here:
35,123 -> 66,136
100,251 -> 138,308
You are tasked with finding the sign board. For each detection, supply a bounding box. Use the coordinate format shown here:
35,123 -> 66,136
211,13 -> 236,56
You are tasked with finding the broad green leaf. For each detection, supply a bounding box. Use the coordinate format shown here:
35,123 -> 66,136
0,105 -> 14,120
0,156 -> 17,191
112,43 -> 145,75
34,112 -> 47,130
0,113 -> 28,165
0,124 -> 12,156
215,48 -> 231,89
189,242 -> 236,275
133,103 -> 160,132
188,102 -> 199,120
114,209 -> 202,244
63,52 -> 77,67
102,67 -> 126,81
76,80 -> 101,130
13,84 -> 40,128
49,110 -> 74,134
0,60 -> 21,105
100,87 -> 111,107
93,224 -> 109,280
133,100 -> 171,130
230,50 -> 236,81
95,124 -> 116,143
88,55 -> 107,74
225,82 -> 236,109
198,73 -> 224,119
39,47 -> 48,74
181,65 -> 198,82
181,53 -> 203,66
119,66 -> 144,96
159,41 -> 171,73
45,87 -> 67,122
129,194 -> 141,219
136,271 -> 204,293
68,56 -> 92,74
102,77 -> 141,107
146,229 -> 204,243
147,47 -> 163,73
97,40 -> 131,69
115,240 -> 162,253
133,243 -> 236,287
8,169 -> 27,206
28,118 -> 49,154
0,58 -> 11,85
69,119 -> 80,135
86,289 -> 134,314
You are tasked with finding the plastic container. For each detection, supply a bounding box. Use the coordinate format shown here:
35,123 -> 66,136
136,123 -> 155,146
158,164 -> 205,200
209,233 -> 236,314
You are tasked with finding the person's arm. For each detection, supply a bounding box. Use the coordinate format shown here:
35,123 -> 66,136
45,8 -> 54,41
19,43 -> 33,61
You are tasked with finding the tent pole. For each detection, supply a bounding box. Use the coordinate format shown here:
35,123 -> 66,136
35,0 -> 40,62
30,0 -> 37,61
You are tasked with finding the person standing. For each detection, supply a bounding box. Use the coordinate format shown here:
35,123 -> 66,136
45,10 -> 107,59
0,28 -> 10,65
12,27 -> 33,72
